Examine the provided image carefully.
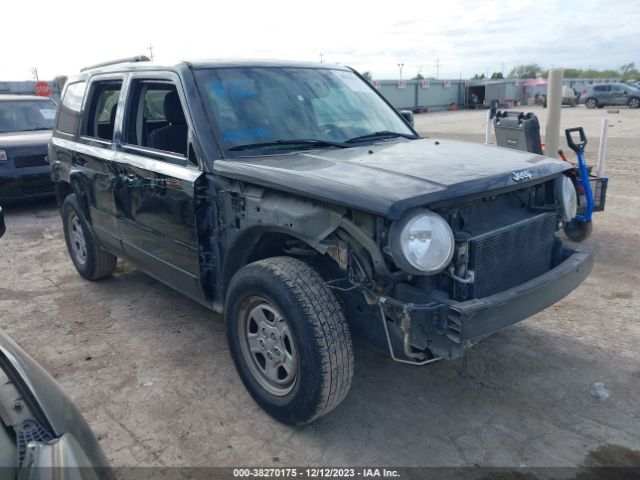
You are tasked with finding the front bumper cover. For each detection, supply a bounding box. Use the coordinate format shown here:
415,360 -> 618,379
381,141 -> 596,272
378,245 -> 594,361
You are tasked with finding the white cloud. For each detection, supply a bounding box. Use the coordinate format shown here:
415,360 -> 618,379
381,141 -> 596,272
2,0 -> 638,80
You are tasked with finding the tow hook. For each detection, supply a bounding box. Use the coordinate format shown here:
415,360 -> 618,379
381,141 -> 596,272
400,308 -> 427,361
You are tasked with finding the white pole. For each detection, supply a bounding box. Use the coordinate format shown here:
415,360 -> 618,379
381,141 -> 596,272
596,118 -> 608,177
545,68 -> 564,158
485,109 -> 492,144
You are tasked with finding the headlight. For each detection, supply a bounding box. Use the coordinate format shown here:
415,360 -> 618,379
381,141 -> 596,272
0,150 -> 7,161
556,175 -> 577,222
389,210 -> 455,275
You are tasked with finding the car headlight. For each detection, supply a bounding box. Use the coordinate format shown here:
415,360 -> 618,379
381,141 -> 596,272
556,175 -> 577,222
0,150 -> 7,161
389,210 -> 455,275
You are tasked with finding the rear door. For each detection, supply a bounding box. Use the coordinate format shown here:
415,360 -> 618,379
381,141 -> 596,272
74,76 -> 125,252
114,72 -> 203,301
593,85 -> 611,105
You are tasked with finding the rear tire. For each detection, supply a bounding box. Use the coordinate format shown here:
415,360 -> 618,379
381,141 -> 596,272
62,194 -> 117,280
225,256 -> 354,425
585,98 -> 598,109
563,220 -> 593,242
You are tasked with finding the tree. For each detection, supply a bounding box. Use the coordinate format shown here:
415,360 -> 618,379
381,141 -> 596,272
412,73 -> 425,80
490,72 -> 504,79
472,73 -> 485,80
620,63 -> 639,82
54,75 -> 68,91
508,64 -> 542,79
361,71 -> 373,82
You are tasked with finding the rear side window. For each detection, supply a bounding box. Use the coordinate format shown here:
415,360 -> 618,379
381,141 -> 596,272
83,80 -> 123,141
124,80 -> 189,157
593,85 -> 609,92
56,82 -> 86,135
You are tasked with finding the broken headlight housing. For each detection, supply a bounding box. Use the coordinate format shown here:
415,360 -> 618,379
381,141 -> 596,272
556,175 -> 578,222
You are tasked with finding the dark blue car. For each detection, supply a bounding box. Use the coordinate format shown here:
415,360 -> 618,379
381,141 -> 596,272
0,94 -> 57,203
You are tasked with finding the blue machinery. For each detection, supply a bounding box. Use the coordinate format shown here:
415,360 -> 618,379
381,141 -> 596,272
559,127 -> 608,241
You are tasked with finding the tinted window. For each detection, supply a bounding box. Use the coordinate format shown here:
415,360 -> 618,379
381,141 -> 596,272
57,82 -> 86,135
593,85 -> 609,92
124,80 -> 188,157
83,81 -> 122,141
0,99 -> 57,133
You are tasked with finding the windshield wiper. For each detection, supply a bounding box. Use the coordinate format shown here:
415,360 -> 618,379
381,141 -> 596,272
19,127 -> 51,132
344,131 -> 418,143
228,138 -> 348,152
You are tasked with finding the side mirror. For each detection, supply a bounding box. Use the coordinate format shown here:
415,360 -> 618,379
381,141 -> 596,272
399,109 -> 414,127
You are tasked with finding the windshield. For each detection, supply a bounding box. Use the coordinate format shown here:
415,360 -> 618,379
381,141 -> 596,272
194,67 -> 414,152
0,99 -> 57,133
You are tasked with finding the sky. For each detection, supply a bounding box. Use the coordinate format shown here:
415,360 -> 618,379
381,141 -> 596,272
2,0 -> 639,81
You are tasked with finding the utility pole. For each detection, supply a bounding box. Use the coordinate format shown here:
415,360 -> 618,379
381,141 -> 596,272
397,63 -> 404,81
319,52 -> 324,63
148,45 -> 154,61
31,67 -> 39,81
434,58 -> 441,79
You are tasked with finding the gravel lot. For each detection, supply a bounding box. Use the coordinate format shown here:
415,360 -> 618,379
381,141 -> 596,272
1,106 -> 639,468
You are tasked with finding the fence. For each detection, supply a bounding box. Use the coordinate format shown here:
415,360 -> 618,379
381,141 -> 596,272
373,77 -> 621,111
373,79 -> 466,111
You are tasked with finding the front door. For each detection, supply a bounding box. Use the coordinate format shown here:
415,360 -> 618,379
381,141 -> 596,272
114,74 -> 204,301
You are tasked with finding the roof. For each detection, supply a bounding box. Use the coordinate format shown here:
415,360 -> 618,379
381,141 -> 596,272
185,59 -> 350,70
79,58 -> 350,75
0,94 -> 53,101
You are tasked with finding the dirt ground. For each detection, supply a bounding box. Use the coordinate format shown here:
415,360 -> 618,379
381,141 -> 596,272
1,106 -> 639,468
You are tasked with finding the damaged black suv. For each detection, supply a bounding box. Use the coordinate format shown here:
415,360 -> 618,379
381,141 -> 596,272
49,57 -> 592,425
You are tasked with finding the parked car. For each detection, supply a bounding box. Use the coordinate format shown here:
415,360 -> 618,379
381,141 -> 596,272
541,86 -> 578,108
580,83 -> 640,109
50,58 -> 592,425
0,329 -> 110,477
0,94 -> 57,203
562,85 -> 578,106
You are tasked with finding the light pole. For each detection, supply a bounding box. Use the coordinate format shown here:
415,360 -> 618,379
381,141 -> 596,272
397,63 -> 404,81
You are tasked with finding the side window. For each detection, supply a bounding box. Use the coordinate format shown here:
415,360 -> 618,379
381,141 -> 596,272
56,82 -> 86,135
124,80 -> 188,157
83,80 -> 123,141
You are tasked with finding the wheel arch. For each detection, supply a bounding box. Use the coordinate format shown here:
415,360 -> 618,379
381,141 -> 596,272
221,225 -> 340,296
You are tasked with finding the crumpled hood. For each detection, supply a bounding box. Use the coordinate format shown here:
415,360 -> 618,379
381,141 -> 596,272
214,138 -> 570,219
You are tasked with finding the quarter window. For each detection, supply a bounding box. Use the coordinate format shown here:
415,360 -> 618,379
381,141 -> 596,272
83,80 -> 123,141
124,81 -> 188,157
56,82 -> 86,135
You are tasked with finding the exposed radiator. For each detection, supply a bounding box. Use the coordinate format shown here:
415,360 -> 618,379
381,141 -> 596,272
465,212 -> 557,299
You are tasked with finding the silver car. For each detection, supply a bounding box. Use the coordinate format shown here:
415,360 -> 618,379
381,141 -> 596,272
580,82 -> 640,109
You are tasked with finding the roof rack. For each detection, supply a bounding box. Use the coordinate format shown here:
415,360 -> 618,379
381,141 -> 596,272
81,55 -> 151,72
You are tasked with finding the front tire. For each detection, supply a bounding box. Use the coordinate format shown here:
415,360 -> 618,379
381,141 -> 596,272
585,98 -> 598,109
563,220 -> 593,242
225,256 -> 354,425
628,97 -> 640,109
62,194 -> 117,280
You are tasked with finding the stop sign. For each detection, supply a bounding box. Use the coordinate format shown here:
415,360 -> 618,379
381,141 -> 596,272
34,81 -> 52,97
